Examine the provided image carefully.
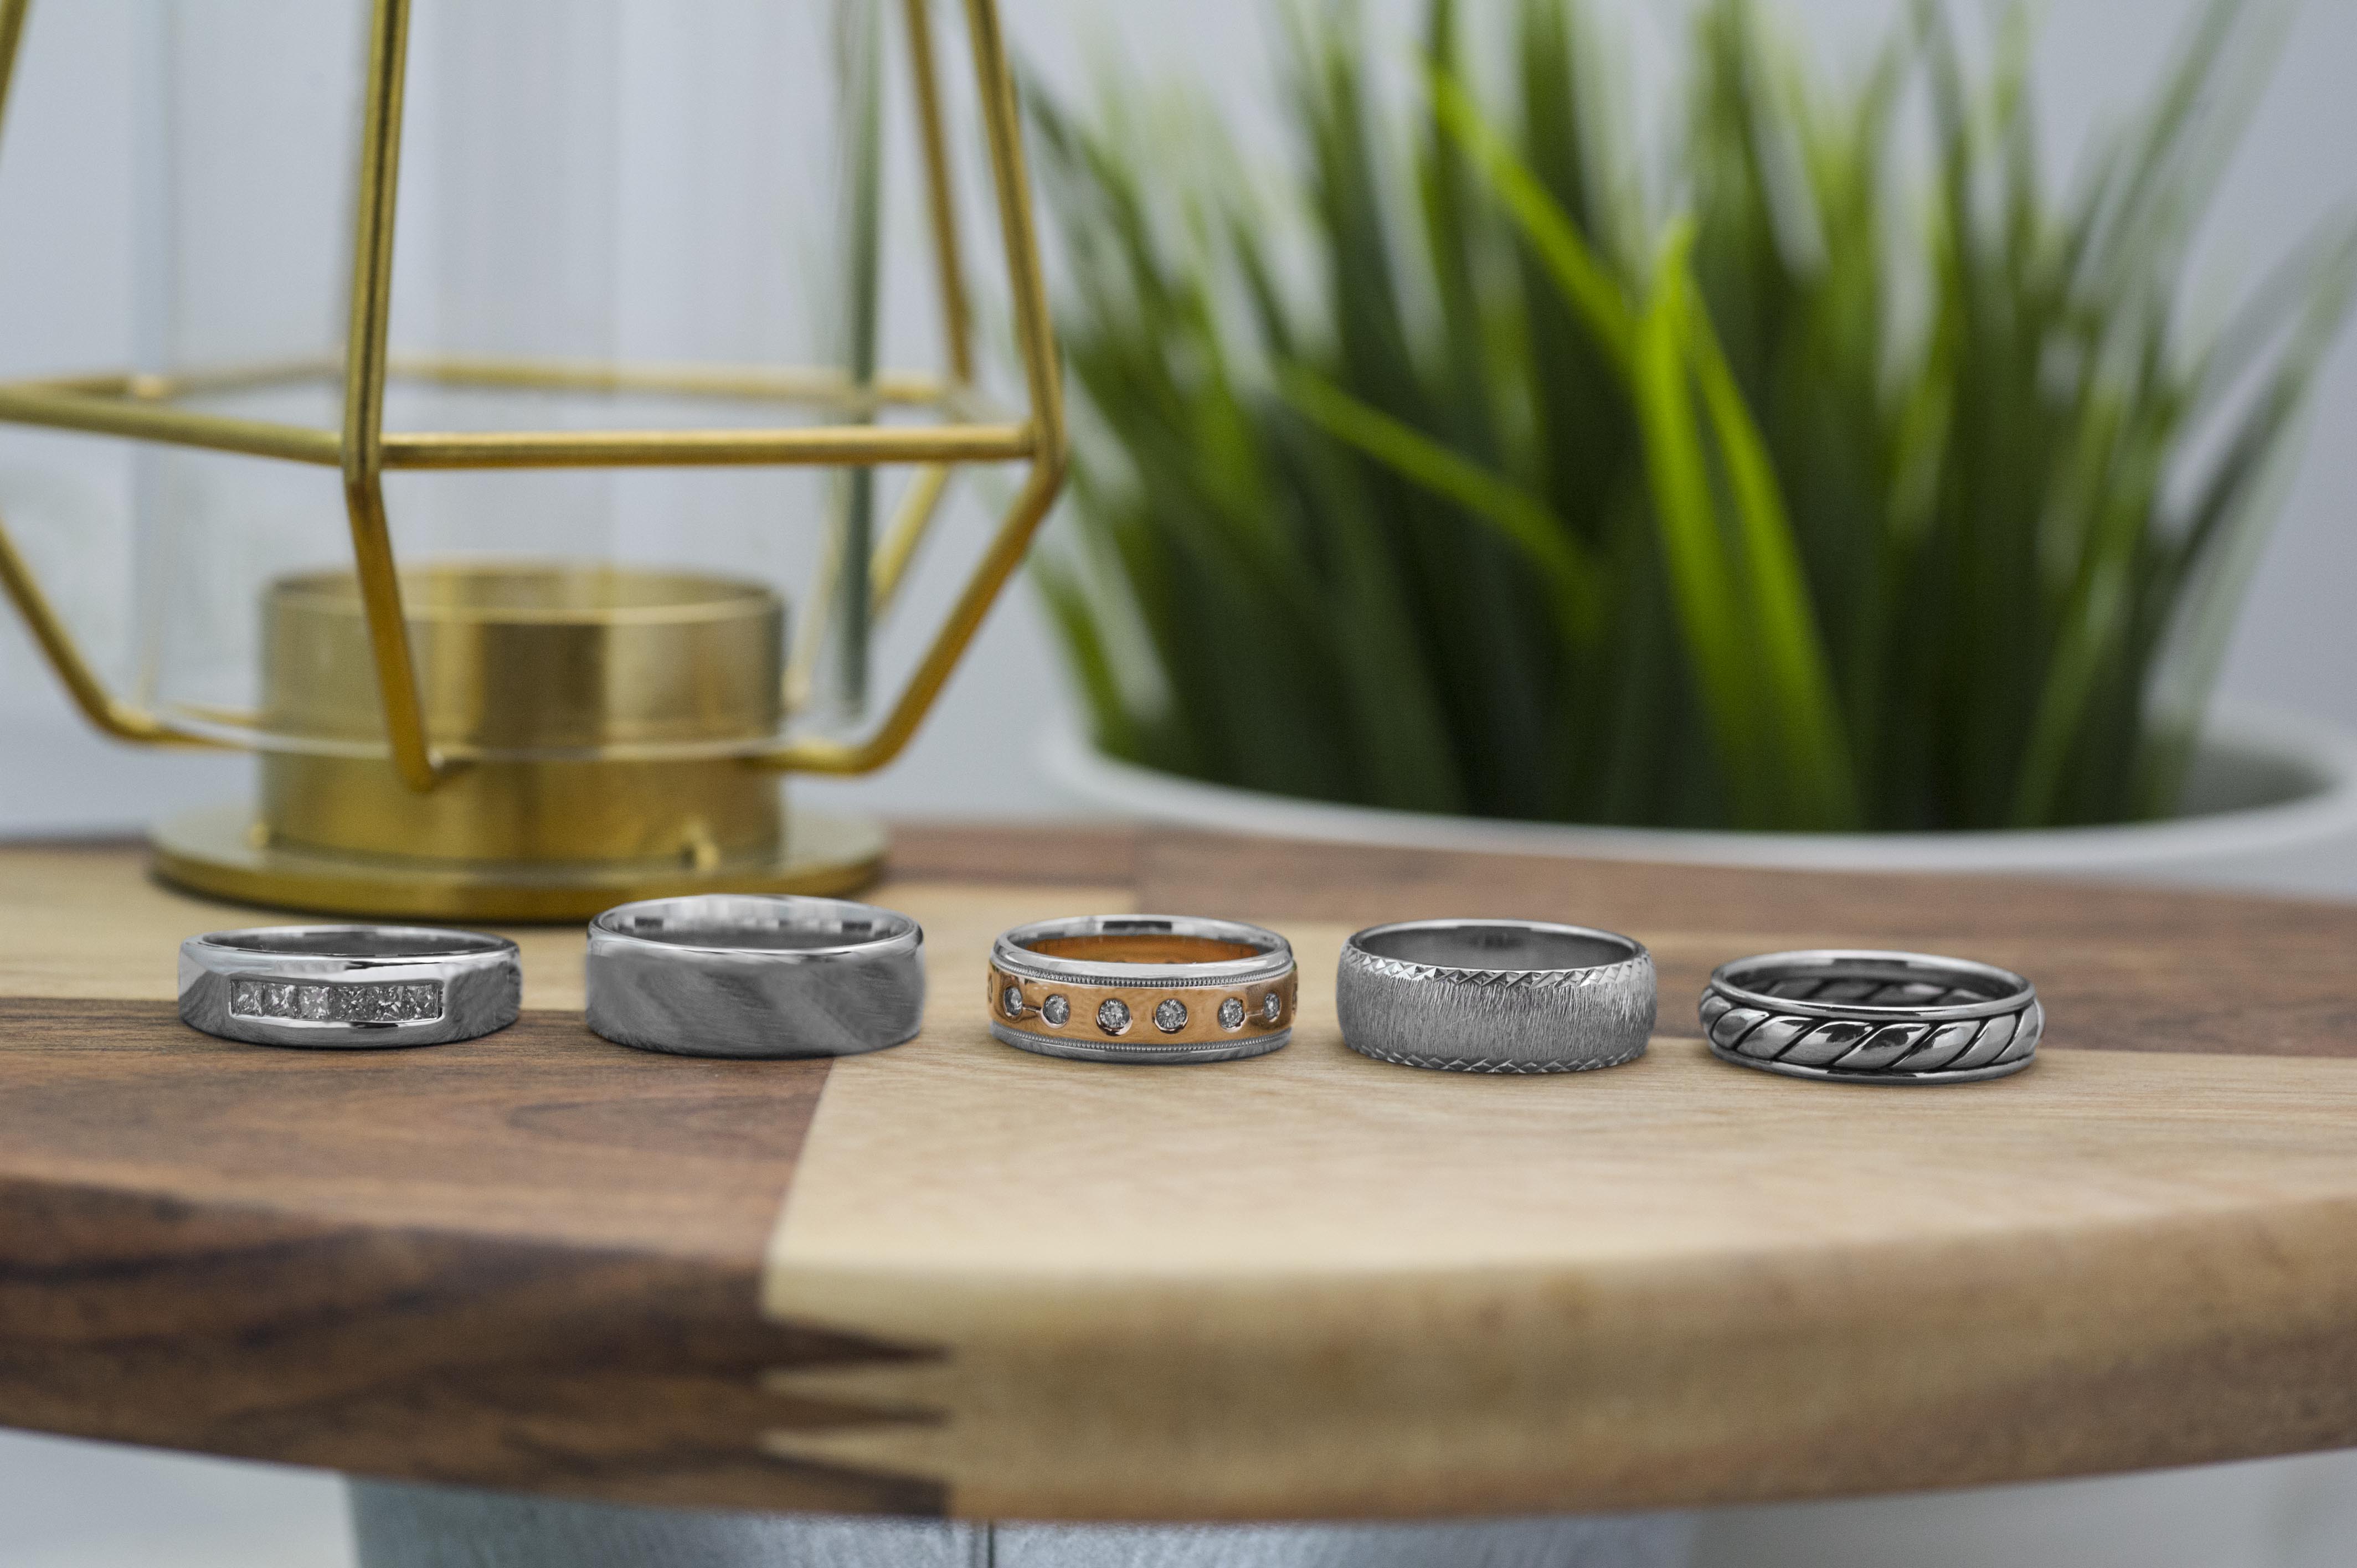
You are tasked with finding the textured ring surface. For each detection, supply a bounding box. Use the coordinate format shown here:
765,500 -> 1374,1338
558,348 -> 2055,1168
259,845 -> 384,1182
1701,949 -> 2042,1084
1337,920 -> 1655,1074
178,925 -> 520,1048
586,894 -> 923,1059
990,915 -> 1296,1064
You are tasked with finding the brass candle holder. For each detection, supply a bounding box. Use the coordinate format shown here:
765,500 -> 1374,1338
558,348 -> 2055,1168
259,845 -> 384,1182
143,561 -> 886,921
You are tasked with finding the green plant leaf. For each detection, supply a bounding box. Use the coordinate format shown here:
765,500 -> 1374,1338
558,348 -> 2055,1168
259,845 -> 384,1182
1629,225 -> 1778,824
1022,0 -> 2349,835
1277,363 -> 1604,646
1676,260 -> 1861,827
1427,64 -> 1635,371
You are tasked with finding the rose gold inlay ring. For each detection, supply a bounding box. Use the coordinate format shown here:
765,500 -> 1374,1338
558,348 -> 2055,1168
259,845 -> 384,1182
987,914 -> 1296,1065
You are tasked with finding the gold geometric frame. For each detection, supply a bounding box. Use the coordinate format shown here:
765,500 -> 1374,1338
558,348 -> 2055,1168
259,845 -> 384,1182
0,0 -> 1065,792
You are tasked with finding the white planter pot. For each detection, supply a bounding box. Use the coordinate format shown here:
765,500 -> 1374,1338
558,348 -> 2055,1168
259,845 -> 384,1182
1045,704 -> 2357,892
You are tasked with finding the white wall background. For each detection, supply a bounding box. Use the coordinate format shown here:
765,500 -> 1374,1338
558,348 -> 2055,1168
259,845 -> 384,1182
1,2 -> 2354,1565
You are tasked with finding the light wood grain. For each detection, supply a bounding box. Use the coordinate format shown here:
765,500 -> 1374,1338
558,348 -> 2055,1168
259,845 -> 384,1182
761,920 -> 2357,1517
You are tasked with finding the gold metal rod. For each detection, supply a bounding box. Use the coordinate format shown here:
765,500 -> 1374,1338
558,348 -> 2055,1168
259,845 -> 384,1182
9,371 -> 138,395
0,0 -> 28,136
781,463 -> 952,716
115,355 -> 341,400
9,356 -> 956,409
0,4 -> 203,751
0,385 -> 343,464
2,357 -> 1002,417
963,0 -> 1066,460
384,352 -> 950,409
0,506 -> 221,747
0,381 -> 1023,469
781,515 -> 847,719
379,422 -> 1036,470
936,382 -> 1012,427
854,0 -> 972,634
755,453 -> 1062,775
903,0 -> 974,386
341,0 -> 441,794
871,462 -> 953,613
760,0 -> 1068,776
13,358 -> 333,403
169,700 -> 266,730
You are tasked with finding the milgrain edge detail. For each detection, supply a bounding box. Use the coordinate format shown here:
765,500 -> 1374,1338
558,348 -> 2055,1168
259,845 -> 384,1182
1337,945 -> 1651,991
1346,1041 -> 1652,1075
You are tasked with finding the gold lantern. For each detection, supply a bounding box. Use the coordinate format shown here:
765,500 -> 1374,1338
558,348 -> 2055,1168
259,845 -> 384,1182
0,0 -> 1063,920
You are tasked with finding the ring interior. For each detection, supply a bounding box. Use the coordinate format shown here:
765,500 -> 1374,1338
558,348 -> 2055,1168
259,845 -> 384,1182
1358,924 -> 1632,973
205,929 -> 502,960
603,904 -> 909,953
1024,931 -> 1267,966
1731,958 -> 2018,1009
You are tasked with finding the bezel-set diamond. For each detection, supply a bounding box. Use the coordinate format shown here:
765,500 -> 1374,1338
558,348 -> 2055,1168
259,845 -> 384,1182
1002,984 -> 1026,1018
1042,993 -> 1070,1027
1154,998 -> 1188,1033
1218,996 -> 1246,1030
1096,998 -> 1132,1035
1260,991 -> 1283,1024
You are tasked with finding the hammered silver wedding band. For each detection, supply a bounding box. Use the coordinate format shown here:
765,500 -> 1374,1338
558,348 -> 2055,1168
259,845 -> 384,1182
178,925 -> 521,1048
1337,919 -> 1655,1072
989,915 -> 1297,1064
585,894 -> 923,1059
1702,949 -> 2042,1083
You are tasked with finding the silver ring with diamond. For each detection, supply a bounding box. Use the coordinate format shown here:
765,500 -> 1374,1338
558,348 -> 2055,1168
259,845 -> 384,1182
1701,950 -> 2041,1083
178,925 -> 521,1048
988,915 -> 1296,1065
1337,919 -> 1655,1073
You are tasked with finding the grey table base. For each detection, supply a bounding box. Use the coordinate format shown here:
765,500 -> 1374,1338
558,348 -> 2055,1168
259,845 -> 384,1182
349,1482 -> 1695,1568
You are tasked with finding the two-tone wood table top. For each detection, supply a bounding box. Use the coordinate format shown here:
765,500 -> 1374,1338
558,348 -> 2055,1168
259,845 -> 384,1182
2,827 -> 2356,1521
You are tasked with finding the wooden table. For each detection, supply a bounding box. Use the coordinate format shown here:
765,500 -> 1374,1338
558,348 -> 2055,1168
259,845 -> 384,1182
3,827 -> 2356,1524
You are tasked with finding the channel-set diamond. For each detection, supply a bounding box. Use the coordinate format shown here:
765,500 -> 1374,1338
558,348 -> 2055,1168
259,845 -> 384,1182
229,979 -> 442,1025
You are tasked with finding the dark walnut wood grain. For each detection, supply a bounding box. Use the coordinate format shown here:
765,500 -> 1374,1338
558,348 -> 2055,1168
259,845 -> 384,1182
0,1002 -> 939,1514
